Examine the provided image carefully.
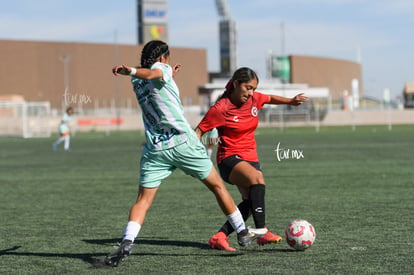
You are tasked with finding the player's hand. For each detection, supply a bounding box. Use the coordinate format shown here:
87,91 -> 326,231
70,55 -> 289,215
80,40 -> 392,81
290,93 -> 308,105
172,63 -> 181,77
112,64 -> 130,76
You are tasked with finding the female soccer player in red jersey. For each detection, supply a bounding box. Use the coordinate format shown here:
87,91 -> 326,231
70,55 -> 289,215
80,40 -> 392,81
195,67 -> 308,251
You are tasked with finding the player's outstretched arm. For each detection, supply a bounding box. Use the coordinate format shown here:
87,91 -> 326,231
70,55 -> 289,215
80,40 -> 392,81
112,64 -> 162,80
268,93 -> 308,106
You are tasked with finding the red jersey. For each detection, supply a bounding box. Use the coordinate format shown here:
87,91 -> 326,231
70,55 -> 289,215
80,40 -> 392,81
198,92 -> 270,164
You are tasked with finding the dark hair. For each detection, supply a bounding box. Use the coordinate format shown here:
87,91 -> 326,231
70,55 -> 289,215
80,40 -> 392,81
140,40 -> 170,68
218,67 -> 259,100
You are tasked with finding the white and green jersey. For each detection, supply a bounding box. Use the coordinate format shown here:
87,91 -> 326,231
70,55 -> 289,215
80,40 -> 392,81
58,112 -> 71,134
61,112 -> 71,124
131,62 -> 195,151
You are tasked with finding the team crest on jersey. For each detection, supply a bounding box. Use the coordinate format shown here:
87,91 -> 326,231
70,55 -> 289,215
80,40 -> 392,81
251,106 -> 258,117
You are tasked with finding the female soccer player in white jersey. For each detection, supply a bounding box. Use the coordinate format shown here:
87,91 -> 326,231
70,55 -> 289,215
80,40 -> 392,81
52,106 -> 73,152
104,40 -> 265,267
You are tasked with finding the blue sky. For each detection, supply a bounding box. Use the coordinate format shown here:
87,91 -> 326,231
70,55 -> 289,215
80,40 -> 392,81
1,0 -> 413,100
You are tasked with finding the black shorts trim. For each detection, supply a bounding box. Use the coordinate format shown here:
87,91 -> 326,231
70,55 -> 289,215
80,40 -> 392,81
218,155 -> 261,183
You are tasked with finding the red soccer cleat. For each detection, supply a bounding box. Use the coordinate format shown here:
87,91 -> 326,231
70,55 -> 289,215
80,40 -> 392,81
208,232 -> 236,251
256,229 -> 283,246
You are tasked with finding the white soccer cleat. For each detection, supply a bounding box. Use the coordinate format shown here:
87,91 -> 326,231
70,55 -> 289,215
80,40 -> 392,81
237,227 -> 268,247
247,226 -> 268,237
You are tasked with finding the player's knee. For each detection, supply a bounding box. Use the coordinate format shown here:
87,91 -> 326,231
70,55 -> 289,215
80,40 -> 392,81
250,172 -> 265,185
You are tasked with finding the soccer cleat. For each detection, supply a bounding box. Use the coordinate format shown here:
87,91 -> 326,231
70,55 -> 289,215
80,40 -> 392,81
208,232 -> 236,251
256,230 -> 283,246
104,240 -> 133,267
237,227 -> 268,247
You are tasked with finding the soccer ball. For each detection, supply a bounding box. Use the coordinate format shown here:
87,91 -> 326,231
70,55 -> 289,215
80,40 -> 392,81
285,219 -> 316,250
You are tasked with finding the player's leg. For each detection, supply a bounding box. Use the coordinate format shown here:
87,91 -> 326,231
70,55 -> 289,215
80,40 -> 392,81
228,161 -> 266,228
200,166 -> 266,247
216,198 -> 251,235
208,155 -> 264,250
173,140 -> 265,247
52,138 -> 58,150
52,136 -> 65,150
173,140 -> 242,220
105,148 -> 173,267
123,147 -> 172,241
230,162 -> 282,245
126,186 -> 158,238
208,160 -> 257,250
63,135 -> 70,151
105,186 -> 158,267
208,198 -> 251,251
201,167 -> 236,215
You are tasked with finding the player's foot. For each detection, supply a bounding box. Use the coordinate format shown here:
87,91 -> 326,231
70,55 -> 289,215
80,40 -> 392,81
237,227 -> 268,247
208,232 -> 236,251
256,229 -> 283,245
104,240 -> 133,267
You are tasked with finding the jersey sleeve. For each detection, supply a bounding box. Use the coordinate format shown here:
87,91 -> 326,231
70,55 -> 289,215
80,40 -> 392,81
255,92 -> 271,109
197,103 -> 226,133
62,113 -> 71,124
152,62 -> 172,82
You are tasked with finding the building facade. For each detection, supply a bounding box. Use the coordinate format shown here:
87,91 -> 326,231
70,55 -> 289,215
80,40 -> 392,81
0,39 -> 207,111
290,55 -> 363,101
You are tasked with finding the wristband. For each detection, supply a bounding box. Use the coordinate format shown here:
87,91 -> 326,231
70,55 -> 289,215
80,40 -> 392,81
130,68 -> 137,76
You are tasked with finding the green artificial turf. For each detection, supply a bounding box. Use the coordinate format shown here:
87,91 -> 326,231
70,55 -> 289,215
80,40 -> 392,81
0,125 -> 412,274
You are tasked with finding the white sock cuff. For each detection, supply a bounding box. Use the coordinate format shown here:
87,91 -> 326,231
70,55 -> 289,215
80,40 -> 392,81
227,209 -> 246,234
122,221 -> 141,242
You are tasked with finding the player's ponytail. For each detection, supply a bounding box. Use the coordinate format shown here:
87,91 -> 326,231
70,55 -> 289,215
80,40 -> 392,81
140,40 -> 169,68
